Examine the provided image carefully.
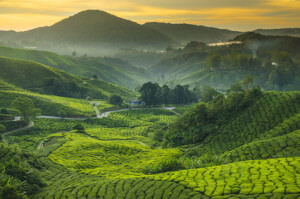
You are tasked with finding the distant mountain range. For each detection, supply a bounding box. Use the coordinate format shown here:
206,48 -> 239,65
0,10 -> 173,55
144,22 -> 242,44
0,10 -> 298,57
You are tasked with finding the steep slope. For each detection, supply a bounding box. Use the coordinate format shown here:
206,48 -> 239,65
0,10 -> 172,53
0,56 -> 136,99
0,45 -> 147,88
167,91 -> 300,163
144,22 -> 241,44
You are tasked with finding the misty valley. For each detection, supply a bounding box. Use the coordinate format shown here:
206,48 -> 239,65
0,9 -> 299,199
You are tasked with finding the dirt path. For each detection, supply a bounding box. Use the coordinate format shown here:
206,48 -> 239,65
90,102 -> 101,118
38,140 -> 44,150
138,141 -> 149,147
1,121 -> 34,144
99,106 -> 181,118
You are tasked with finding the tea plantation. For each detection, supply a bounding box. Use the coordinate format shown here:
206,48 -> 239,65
0,91 -> 299,198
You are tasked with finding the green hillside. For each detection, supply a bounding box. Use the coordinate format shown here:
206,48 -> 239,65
0,45 -> 147,88
0,90 -> 299,198
0,56 -> 136,99
150,34 -> 300,91
166,91 -> 299,159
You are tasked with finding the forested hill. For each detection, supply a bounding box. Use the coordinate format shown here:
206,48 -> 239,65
165,89 -> 300,163
0,10 -> 172,53
254,28 -> 300,37
150,33 -> 300,91
144,22 -> 241,43
0,56 -> 136,99
233,32 -> 300,54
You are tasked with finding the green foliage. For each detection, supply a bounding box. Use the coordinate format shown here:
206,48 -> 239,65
139,82 -> 196,105
0,143 -> 45,198
109,94 -> 123,105
139,82 -> 161,106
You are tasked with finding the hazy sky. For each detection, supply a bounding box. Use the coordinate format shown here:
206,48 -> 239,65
0,0 -> 299,31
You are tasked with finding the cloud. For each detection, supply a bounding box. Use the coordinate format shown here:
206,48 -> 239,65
0,0 -> 299,31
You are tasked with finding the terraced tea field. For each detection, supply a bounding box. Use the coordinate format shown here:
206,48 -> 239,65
0,89 -> 96,116
1,91 -> 300,198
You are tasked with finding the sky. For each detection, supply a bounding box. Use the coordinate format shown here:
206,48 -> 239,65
0,0 -> 299,31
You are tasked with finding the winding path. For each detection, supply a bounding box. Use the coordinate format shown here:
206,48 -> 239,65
4,107 -> 181,145
1,121 -> 34,144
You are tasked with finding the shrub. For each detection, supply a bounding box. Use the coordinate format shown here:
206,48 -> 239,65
109,95 -> 123,106
73,124 -> 85,132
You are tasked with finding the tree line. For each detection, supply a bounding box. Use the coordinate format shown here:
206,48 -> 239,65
138,82 -> 197,106
160,75 -> 264,147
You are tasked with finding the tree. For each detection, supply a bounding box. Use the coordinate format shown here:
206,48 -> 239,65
73,124 -> 84,132
171,85 -> 185,104
109,95 -> 123,106
11,97 -> 39,124
139,82 -> 160,106
201,86 -> 220,103
161,85 -> 171,104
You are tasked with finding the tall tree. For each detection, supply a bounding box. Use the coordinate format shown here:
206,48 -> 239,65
161,85 -> 171,104
139,82 -> 160,106
109,95 -> 123,106
11,97 -> 40,124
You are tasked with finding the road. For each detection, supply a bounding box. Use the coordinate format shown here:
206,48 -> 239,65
14,107 -> 181,120
5,107 -> 181,145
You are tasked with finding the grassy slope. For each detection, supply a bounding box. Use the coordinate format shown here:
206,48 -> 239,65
1,92 -> 299,198
0,45 -> 145,88
0,56 -> 136,99
0,56 -> 81,90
